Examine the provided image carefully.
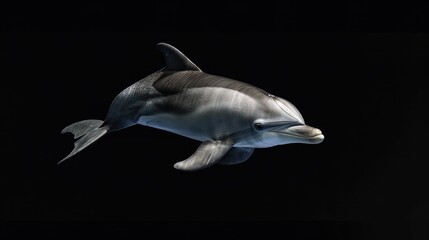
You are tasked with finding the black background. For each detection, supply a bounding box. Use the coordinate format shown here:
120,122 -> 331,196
1,1 -> 428,239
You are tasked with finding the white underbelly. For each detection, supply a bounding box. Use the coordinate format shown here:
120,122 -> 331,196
139,113 -> 276,148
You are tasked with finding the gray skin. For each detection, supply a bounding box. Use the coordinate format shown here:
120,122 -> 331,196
60,43 -> 324,171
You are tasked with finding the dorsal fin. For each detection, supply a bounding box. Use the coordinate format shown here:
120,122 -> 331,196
156,43 -> 201,72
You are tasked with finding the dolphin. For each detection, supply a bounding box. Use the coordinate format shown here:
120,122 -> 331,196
59,43 -> 324,171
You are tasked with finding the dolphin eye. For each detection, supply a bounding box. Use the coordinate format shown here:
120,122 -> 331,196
253,122 -> 264,131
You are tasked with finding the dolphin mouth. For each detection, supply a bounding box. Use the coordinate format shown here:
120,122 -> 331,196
274,124 -> 324,144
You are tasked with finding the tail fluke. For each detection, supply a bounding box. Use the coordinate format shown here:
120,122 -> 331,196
61,119 -> 104,139
59,119 -> 108,164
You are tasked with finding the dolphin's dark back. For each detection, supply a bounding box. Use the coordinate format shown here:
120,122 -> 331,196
153,71 -> 270,102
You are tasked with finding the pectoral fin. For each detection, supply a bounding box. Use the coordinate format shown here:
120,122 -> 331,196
218,147 -> 254,165
174,140 -> 233,171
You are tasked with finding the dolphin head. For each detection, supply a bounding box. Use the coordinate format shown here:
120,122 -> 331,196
250,95 -> 324,147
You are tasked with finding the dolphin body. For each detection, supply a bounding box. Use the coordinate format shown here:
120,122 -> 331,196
60,43 -> 324,171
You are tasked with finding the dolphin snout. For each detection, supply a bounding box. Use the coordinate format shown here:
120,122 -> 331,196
282,125 -> 324,144
309,127 -> 324,144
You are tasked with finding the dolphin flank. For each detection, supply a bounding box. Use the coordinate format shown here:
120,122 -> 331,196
59,43 -> 324,171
